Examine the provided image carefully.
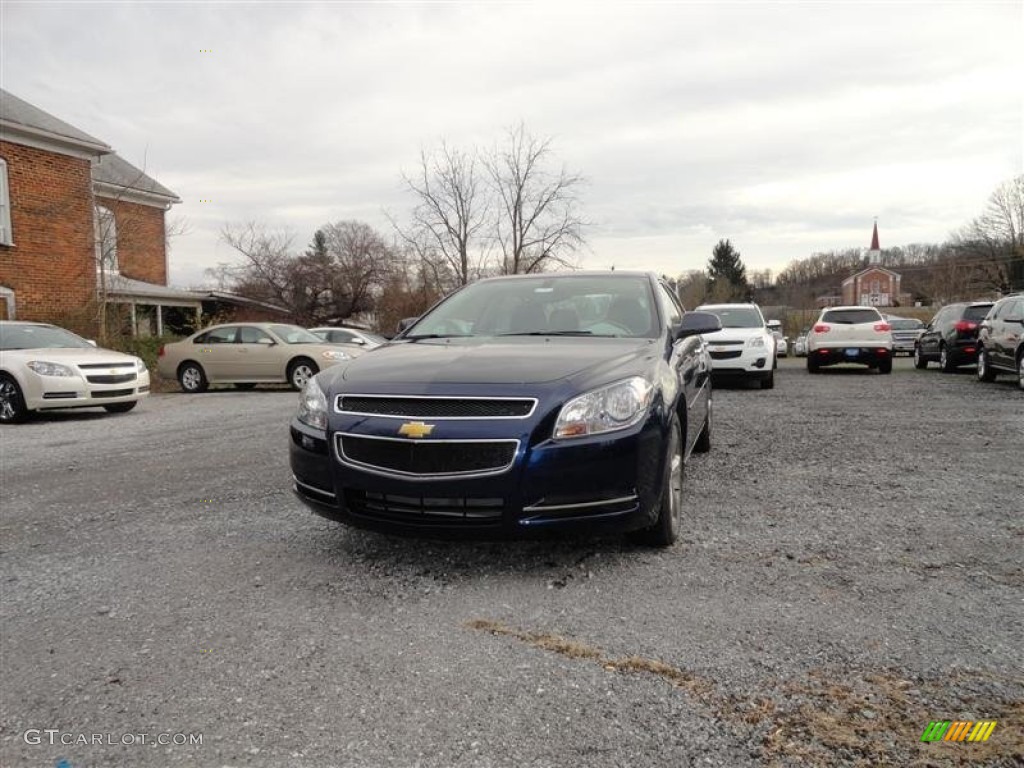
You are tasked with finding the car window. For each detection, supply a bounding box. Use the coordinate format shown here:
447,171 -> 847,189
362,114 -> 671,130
964,304 -> 994,323
821,308 -> 881,324
657,283 -> 682,327
269,325 -> 325,344
238,326 -> 273,344
888,318 -> 923,330
332,330 -> 356,343
195,327 -> 237,344
697,306 -> 763,328
0,324 -> 93,350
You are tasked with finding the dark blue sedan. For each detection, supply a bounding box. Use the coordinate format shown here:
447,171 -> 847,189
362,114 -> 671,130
289,271 -> 720,546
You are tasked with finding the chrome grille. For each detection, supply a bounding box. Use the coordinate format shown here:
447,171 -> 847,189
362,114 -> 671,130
336,434 -> 518,477
335,395 -> 536,419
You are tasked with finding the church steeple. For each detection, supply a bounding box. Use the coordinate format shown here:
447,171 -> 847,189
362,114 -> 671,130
868,219 -> 881,264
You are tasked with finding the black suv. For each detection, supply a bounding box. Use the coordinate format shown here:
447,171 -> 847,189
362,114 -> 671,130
914,301 -> 994,372
976,294 -> 1024,390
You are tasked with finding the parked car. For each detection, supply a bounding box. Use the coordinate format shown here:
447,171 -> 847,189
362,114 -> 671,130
694,303 -> 776,388
0,321 -> 150,423
914,301 -> 994,372
793,328 -> 810,357
885,315 -> 925,356
309,326 -> 388,349
290,271 -> 720,547
976,294 -> 1024,390
158,322 -> 359,393
806,306 -> 893,373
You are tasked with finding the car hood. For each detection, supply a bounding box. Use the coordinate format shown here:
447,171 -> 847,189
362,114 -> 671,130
0,346 -> 138,365
701,327 -> 771,341
328,336 -> 656,389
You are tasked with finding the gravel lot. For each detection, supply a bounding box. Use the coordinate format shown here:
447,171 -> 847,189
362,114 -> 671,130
2,358 -> 1022,768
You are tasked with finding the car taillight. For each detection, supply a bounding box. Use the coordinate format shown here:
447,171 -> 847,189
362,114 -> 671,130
954,321 -> 977,333
158,345 -> 165,357
874,323 -> 891,332
813,324 -> 830,333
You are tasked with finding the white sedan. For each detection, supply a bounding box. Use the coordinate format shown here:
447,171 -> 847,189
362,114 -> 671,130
0,321 -> 150,424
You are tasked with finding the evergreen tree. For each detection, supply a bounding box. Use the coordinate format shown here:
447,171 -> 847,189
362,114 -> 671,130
707,239 -> 751,301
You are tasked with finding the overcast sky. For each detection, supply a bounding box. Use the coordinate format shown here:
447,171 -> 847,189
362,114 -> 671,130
3,1 -> 1021,287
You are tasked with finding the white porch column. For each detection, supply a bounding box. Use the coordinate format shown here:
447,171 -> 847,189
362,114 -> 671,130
130,302 -> 137,337
156,304 -> 163,336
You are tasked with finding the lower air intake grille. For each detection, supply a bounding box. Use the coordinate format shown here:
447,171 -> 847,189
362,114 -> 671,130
345,490 -> 503,525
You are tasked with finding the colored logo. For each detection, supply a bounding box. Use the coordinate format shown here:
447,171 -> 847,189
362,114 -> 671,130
398,421 -> 434,439
920,720 -> 997,742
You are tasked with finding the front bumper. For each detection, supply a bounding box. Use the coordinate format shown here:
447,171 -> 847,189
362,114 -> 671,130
706,344 -> 771,375
22,369 -> 151,411
289,414 -> 667,539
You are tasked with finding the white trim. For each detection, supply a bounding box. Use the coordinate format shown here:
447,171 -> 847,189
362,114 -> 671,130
0,157 -> 11,246
0,121 -> 111,159
0,286 -> 15,319
94,181 -> 180,208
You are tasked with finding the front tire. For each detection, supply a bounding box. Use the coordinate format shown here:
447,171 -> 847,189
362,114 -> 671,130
103,401 -> 138,414
1018,352 -> 1024,391
976,349 -> 997,382
760,369 -> 775,389
914,344 -> 928,369
178,362 -> 209,393
288,358 -> 319,391
632,415 -> 683,548
0,374 -> 29,424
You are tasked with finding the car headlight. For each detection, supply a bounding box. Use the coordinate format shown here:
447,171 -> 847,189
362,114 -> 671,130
27,361 -> 75,377
297,376 -> 328,431
553,376 -> 653,439
747,336 -> 766,348
135,357 -> 147,372
321,350 -> 351,361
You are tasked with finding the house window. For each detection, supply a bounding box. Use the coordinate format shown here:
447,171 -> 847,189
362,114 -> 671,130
95,204 -> 118,273
871,280 -> 880,294
0,158 -> 12,245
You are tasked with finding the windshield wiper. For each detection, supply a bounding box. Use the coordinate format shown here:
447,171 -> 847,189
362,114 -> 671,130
499,330 -> 597,337
403,334 -> 471,341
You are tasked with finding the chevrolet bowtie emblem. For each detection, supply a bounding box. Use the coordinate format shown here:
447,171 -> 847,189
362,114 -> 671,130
398,421 -> 435,439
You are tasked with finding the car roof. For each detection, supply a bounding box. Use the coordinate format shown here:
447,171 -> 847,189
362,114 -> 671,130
820,305 -> 882,312
697,303 -> 761,309
0,320 -> 57,327
477,270 -> 655,283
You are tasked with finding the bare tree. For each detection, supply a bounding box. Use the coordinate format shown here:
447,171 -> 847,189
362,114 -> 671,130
949,174 -> 1024,293
483,123 -> 586,275
391,143 -> 491,290
319,220 -> 398,321
218,222 -> 298,310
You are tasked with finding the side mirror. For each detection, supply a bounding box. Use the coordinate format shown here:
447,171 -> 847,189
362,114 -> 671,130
676,311 -> 722,340
86,339 -> 98,347
397,317 -> 418,334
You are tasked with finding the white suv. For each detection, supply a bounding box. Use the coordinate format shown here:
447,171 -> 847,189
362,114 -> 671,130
695,303 -> 777,389
806,306 -> 893,373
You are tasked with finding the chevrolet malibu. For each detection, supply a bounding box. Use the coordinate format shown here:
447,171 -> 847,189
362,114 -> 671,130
0,321 -> 150,423
289,272 -> 721,546
158,322 -> 359,392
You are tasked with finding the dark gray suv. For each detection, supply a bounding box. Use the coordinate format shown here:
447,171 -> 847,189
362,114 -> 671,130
976,295 -> 1024,390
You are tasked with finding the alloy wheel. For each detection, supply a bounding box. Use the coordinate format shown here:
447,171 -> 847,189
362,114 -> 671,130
1019,356 -> 1024,390
0,378 -> 18,422
181,367 -> 202,391
669,451 -> 683,533
291,364 -> 315,390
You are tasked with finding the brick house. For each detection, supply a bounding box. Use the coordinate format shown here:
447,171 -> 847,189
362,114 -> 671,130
0,88 -> 193,332
839,223 -> 913,308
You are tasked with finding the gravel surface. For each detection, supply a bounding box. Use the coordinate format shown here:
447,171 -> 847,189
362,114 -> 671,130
1,359 -> 1022,768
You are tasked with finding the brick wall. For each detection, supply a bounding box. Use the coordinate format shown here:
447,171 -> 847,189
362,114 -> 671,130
95,195 -> 167,285
0,141 -> 98,323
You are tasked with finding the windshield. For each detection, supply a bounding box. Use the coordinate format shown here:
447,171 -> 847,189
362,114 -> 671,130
698,306 -> 764,329
270,325 -> 326,344
0,324 -> 94,351
406,275 -> 658,339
